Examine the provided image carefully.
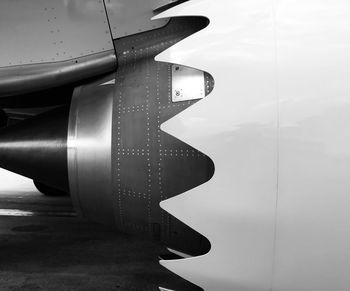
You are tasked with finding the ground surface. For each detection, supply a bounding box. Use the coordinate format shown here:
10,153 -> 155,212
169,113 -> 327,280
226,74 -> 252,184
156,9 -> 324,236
0,190 -> 193,291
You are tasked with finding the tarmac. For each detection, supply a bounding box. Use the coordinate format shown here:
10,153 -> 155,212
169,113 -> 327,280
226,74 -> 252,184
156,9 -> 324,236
0,190 -> 196,291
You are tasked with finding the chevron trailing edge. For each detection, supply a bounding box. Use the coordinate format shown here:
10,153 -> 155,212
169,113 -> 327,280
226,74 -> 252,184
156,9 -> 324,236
154,0 -> 279,290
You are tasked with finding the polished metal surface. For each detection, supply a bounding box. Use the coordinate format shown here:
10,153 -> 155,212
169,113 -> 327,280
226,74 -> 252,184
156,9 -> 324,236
0,51 -> 116,98
0,106 -> 70,192
68,75 -> 115,225
105,0 -> 171,38
0,86 -> 74,109
172,65 -> 205,102
0,110 -> 7,127
0,0 -> 113,67
3,107 -> 59,122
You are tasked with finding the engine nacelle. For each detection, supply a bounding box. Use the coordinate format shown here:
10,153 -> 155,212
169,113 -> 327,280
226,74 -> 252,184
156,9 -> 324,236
68,17 -> 214,256
0,17 -> 214,257
68,63 -> 213,255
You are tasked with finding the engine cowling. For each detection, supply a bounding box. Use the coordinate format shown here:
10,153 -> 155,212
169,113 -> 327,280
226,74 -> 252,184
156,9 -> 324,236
0,17 -> 214,257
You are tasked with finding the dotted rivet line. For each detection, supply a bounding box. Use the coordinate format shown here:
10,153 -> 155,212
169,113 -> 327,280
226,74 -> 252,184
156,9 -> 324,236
156,61 -> 165,230
119,27 -> 185,48
121,40 -> 172,56
133,46 -> 137,71
45,6 -> 61,62
42,1 -> 110,63
119,148 -> 147,156
121,189 -> 148,200
116,148 -> 206,157
121,104 -> 146,114
146,47 -> 152,227
120,36 -> 182,60
116,90 -> 124,226
99,0 -> 109,51
159,148 -> 205,158
167,64 -> 172,104
98,0 -> 112,47
161,102 -> 192,110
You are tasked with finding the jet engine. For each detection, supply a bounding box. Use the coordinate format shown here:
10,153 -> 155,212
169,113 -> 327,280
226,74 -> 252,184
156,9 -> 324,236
0,17 -> 214,257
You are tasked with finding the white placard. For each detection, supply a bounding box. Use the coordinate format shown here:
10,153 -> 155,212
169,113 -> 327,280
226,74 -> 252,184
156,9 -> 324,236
172,65 -> 205,102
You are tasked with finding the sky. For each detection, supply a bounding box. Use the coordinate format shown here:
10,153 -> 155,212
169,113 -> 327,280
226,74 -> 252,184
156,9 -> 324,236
0,168 -> 35,192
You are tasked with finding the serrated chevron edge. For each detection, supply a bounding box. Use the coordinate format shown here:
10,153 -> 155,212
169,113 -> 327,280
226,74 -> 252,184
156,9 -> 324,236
154,0 -> 279,290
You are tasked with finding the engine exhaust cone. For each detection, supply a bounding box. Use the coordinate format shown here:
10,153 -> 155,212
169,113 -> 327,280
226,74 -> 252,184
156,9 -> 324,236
0,106 -> 69,192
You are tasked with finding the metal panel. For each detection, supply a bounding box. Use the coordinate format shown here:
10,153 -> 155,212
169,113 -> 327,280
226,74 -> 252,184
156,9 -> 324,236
68,74 -> 115,225
111,17 -> 213,257
0,0 -> 113,67
0,51 -> 116,97
105,0 -> 171,38
172,65 -> 205,102
154,1 -> 278,290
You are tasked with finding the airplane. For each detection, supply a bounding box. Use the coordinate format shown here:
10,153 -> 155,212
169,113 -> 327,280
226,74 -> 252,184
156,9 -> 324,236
1,0 -> 350,290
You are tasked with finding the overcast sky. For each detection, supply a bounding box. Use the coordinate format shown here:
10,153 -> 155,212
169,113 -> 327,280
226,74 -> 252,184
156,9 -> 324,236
0,168 -> 35,192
